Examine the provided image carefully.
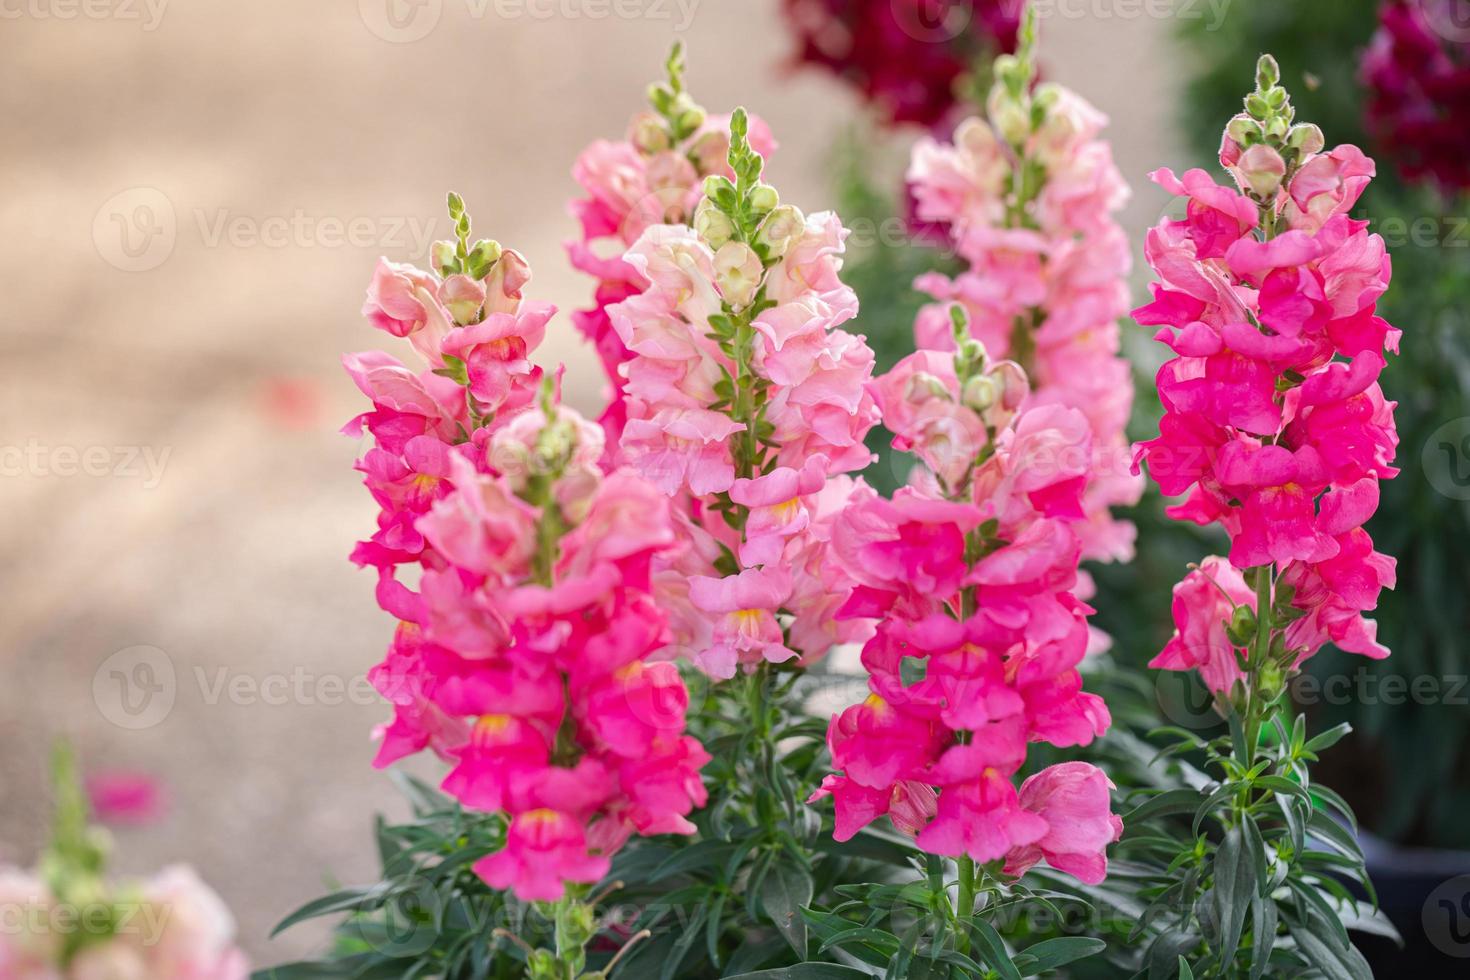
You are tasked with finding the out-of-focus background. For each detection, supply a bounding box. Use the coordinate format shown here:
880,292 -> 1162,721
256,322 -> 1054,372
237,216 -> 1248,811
0,0 -> 1187,962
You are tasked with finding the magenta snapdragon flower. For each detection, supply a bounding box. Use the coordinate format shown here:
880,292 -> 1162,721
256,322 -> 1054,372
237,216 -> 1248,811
813,307 -> 1121,885
781,0 -> 1021,126
347,203 -> 710,902
1361,0 -> 1470,192
1137,57 -> 1400,694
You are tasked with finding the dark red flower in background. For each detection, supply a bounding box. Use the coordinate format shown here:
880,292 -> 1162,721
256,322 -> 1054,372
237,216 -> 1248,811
1361,0 -> 1470,192
782,0 -> 1021,126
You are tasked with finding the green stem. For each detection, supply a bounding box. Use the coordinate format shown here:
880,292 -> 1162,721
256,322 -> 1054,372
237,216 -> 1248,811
1245,567 -> 1274,759
955,857 -> 978,953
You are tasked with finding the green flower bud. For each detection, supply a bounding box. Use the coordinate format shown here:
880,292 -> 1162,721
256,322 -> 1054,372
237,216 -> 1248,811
628,111 -> 672,154
1287,122 -> 1325,156
465,238 -> 502,280
1225,114 -> 1262,148
1245,93 -> 1271,120
755,205 -> 804,259
962,374 -> 999,412
431,240 -> 459,275
702,174 -> 736,203
1227,605 -> 1258,647
693,199 -> 735,249
749,183 -> 779,214
1256,54 -> 1280,91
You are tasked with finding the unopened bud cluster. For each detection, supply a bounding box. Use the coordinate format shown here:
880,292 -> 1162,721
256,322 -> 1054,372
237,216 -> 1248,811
1219,55 -> 1326,206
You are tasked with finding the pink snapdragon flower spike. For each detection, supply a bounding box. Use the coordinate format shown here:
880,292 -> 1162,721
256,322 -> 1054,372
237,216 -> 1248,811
813,296 -> 1121,886
1137,55 -> 1400,702
0,865 -> 249,980
347,201 -> 708,903
907,23 -> 1142,565
567,44 -> 777,456
608,108 -> 881,678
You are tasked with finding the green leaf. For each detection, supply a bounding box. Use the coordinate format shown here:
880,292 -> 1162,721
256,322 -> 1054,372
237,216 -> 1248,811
1193,782 -> 1238,836
1248,894 -> 1277,980
722,967 -> 874,980
648,840 -> 737,882
1289,910 -> 1372,980
1210,827 -> 1256,967
1254,775 -> 1309,801
966,915 -> 1022,980
761,861 -> 814,956
1012,936 -> 1107,975
1124,789 -> 1207,832
269,884 -> 391,937
1302,722 -> 1351,755
1178,957 -> 1195,980
705,891 -> 728,968
1306,811 -> 1364,862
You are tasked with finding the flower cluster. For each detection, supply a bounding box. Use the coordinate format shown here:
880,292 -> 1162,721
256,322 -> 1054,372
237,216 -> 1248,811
1136,56 -> 1399,694
781,0 -> 1020,126
812,313 -> 1121,884
1361,0 -> 1470,192
0,866 -> 249,980
350,204 -> 707,902
906,18 -> 1142,565
567,45 -> 777,454
607,110 -> 882,678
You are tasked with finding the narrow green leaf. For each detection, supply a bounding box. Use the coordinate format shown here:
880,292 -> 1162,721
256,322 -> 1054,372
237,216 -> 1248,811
1211,827 -> 1256,967
1013,936 -> 1107,975
967,915 -> 1022,980
761,862 -> 814,956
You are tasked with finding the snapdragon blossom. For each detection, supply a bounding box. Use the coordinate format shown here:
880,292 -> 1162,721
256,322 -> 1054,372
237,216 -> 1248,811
607,110 -> 882,679
812,316 -> 1121,884
0,865 -> 248,980
781,0 -> 1021,126
349,205 -> 707,902
567,46 -> 776,455
1361,0 -> 1470,192
1136,57 -> 1399,694
907,34 -> 1142,565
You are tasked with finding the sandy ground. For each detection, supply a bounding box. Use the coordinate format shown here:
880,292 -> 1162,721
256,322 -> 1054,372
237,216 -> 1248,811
0,0 -> 1187,964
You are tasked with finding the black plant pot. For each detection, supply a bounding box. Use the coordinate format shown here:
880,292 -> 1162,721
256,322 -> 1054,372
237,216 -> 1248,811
1354,832 -> 1470,975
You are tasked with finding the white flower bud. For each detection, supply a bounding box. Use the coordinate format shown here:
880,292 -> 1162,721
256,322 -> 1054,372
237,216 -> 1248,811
755,205 -> 804,259
713,241 -> 763,310
962,374 -> 998,412
749,183 -> 779,214
694,200 -> 735,250
628,111 -> 672,154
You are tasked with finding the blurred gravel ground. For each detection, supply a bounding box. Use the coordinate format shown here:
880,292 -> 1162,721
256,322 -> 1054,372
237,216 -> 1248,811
0,0 -> 1184,963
